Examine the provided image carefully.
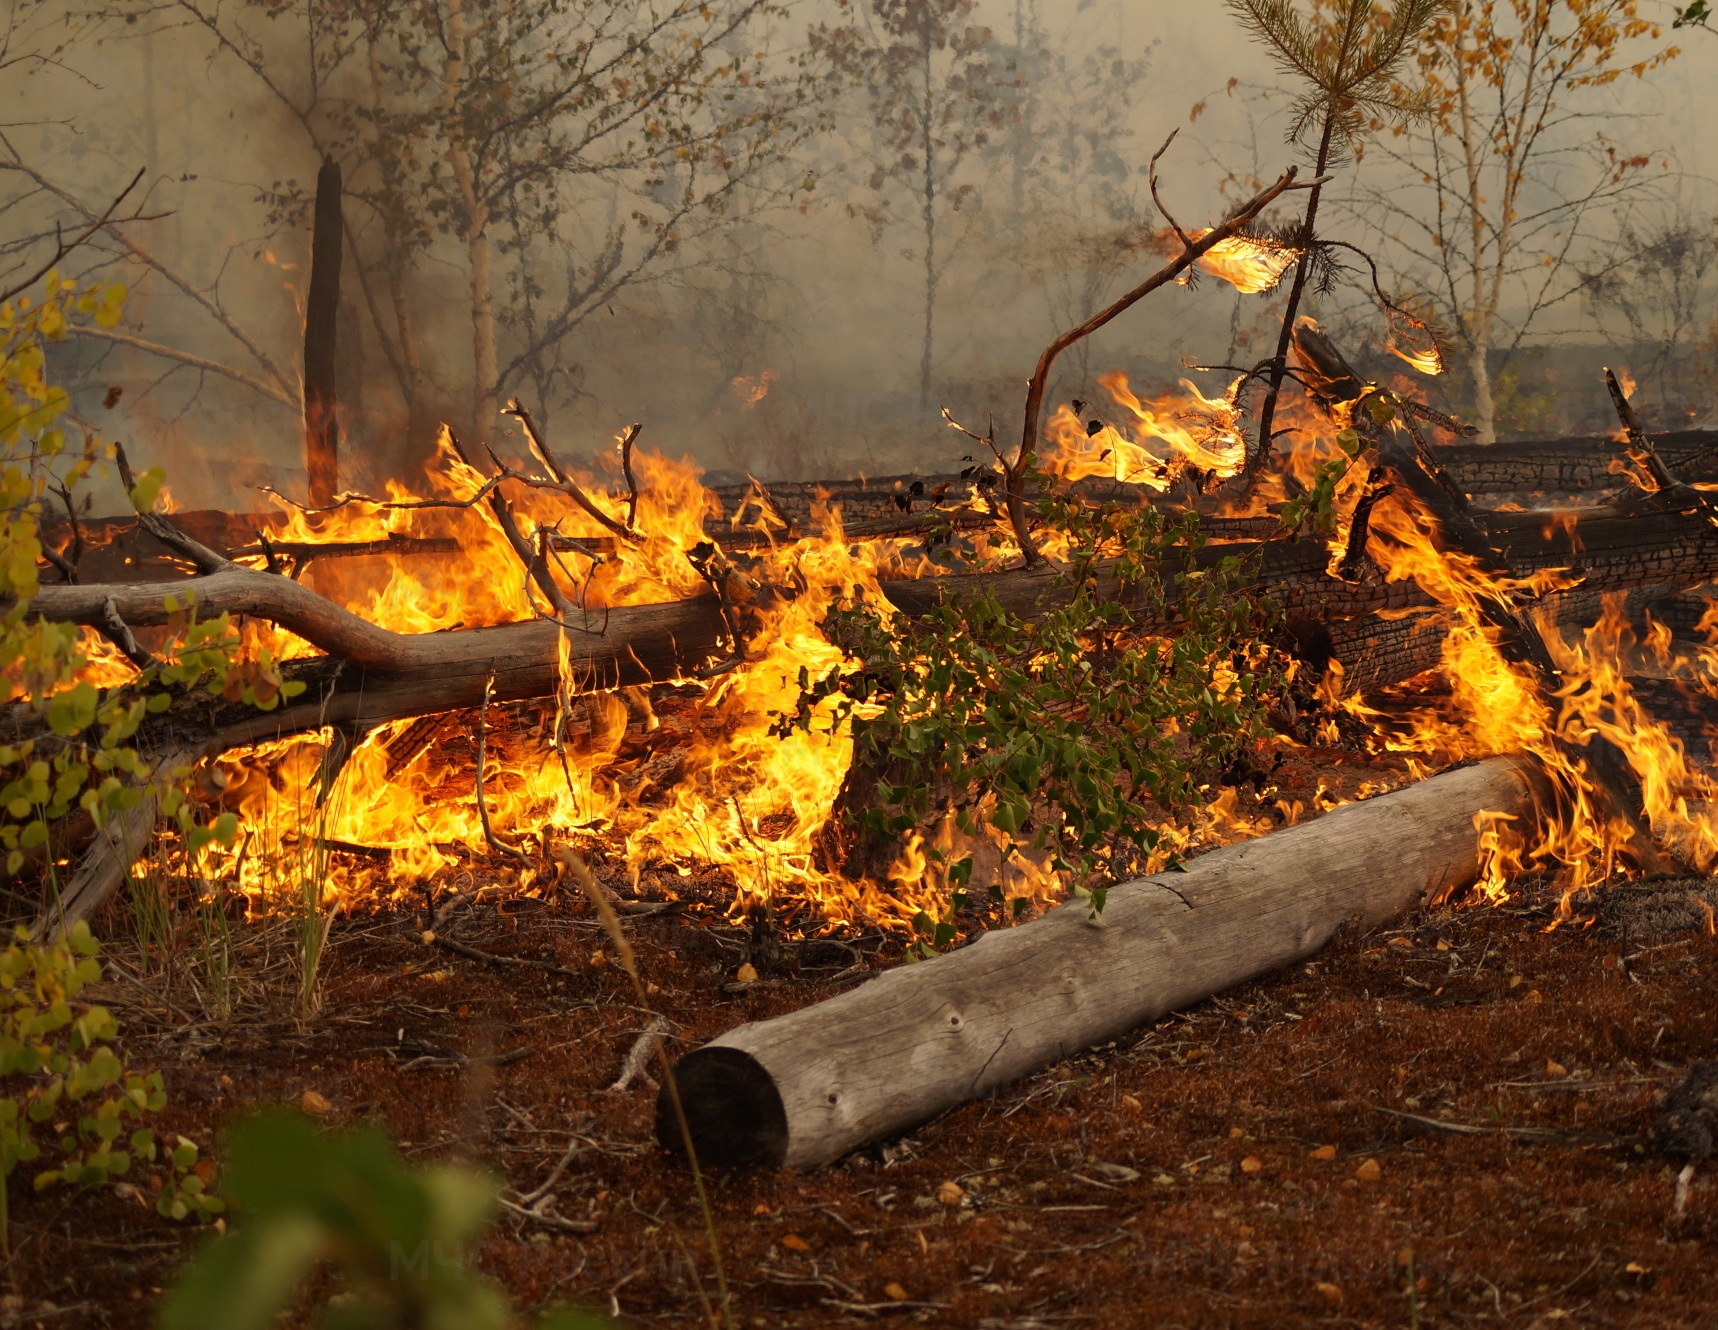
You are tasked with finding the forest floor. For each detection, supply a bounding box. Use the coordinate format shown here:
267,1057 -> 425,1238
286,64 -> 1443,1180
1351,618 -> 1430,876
6,732 -> 1718,1330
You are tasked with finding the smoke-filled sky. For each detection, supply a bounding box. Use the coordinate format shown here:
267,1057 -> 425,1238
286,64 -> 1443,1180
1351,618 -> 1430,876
3,0 -> 1714,507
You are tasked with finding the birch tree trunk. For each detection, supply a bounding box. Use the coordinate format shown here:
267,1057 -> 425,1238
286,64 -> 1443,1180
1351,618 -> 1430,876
662,755 -> 1545,1167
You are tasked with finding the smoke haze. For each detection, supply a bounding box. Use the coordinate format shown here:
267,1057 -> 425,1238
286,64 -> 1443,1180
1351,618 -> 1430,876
2,0 -> 1713,509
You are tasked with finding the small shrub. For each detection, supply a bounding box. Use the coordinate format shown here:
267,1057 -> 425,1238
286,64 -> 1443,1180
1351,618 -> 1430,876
0,921 -> 220,1248
798,480 -> 1281,941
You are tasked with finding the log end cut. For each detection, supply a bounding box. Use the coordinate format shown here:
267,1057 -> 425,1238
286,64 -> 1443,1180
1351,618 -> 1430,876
657,1046 -> 788,1167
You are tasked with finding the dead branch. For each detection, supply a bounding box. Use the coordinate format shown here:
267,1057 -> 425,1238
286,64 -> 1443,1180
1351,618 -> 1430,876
0,166 -> 149,305
618,423 -> 643,531
0,155 -> 297,403
476,674 -> 530,864
99,596 -> 157,671
608,1014 -> 669,1093
113,443 -> 233,575
502,400 -> 641,544
1011,155 -> 1315,564
228,534 -> 462,579
64,325 -> 297,410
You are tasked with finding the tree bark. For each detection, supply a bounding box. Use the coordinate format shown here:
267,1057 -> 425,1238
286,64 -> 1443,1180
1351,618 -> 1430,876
659,754 -> 1545,1168
304,157 -> 344,505
443,0 -> 497,431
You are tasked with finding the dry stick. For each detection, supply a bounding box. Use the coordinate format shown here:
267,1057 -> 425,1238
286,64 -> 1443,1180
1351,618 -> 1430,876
1335,466 -> 1391,582
42,484 -> 84,585
1011,144 -> 1314,563
98,596 -> 157,671
229,534 -> 462,578
1603,368 -> 1699,512
258,473 -> 511,516
475,673 -> 530,864
517,1139 -> 582,1208
431,935 -> 586,979
618,423 -> 643,532
502,400 -> 642,544
608,1014 -> 670,1093
557,849 -> 732,1330
112,443 -> 234,575
444,429 -> 581,621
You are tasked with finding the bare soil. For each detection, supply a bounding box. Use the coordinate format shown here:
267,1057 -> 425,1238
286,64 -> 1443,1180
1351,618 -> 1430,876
5,741 -> 1717,1329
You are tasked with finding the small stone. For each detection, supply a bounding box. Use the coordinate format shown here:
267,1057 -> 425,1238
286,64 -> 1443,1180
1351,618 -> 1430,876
1240,1156 -> 1263,1175
300,1089 -> 332,1115
1354,1157 -> 1382,1182
1310,1144 -> 1337,1161
1314,1280 -> 1344,1305
779,1233 -> 810,1252
883,1282 -> 909,1302
421,930 -> 436,945
735,962 -> 759,983
936,1180 -> 965,1205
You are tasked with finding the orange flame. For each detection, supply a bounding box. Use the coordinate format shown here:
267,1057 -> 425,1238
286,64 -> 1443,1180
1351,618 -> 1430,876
1042,372 -> 1246,487
1180,230 -> 1297,294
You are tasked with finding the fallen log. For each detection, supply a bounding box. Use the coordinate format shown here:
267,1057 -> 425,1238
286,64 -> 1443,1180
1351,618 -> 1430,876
25,492 -> 1718,759
658,754 -> 1544,1168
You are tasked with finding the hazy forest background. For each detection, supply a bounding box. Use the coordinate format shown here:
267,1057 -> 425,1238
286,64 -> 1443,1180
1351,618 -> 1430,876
2,0 -> 1715,510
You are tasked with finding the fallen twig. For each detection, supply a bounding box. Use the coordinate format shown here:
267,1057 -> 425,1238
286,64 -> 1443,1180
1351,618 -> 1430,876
429,935 -> 586,979
607,1015 -> 669,1093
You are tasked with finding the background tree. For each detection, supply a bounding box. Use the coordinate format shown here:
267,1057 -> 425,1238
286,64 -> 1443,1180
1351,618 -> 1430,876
1349,0 -> 1679,442
812,0 -> 1021,411
165,0 -> 824,433
996,3 -> 1156,399
1580,210 -> 1718,423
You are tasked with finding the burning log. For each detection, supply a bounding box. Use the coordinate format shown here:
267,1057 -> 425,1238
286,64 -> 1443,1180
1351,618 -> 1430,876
659,755 -> 1545,1168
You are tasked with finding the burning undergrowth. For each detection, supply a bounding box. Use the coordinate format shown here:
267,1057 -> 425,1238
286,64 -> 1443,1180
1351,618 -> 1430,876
42,238 -> 1718,950
74,337 -> 1718,947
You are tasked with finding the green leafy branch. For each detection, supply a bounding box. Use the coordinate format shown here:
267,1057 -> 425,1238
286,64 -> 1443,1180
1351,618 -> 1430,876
0,921 -> 221,1250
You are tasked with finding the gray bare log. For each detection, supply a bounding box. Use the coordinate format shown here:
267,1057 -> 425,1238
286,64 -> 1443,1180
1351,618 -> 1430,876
659,755 -> 1543,1168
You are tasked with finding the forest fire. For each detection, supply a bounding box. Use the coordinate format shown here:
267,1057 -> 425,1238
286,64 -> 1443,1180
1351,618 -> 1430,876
165,431 -> 949,925
75,346 -> 1718,943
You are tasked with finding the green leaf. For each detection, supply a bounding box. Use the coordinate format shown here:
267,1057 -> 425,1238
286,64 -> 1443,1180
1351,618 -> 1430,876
157,1217 -> 326,1330
127,467 -> 166,514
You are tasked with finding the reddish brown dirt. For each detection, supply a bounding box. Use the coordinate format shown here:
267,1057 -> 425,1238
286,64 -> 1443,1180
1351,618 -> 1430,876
3,855 -> 1713,1329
